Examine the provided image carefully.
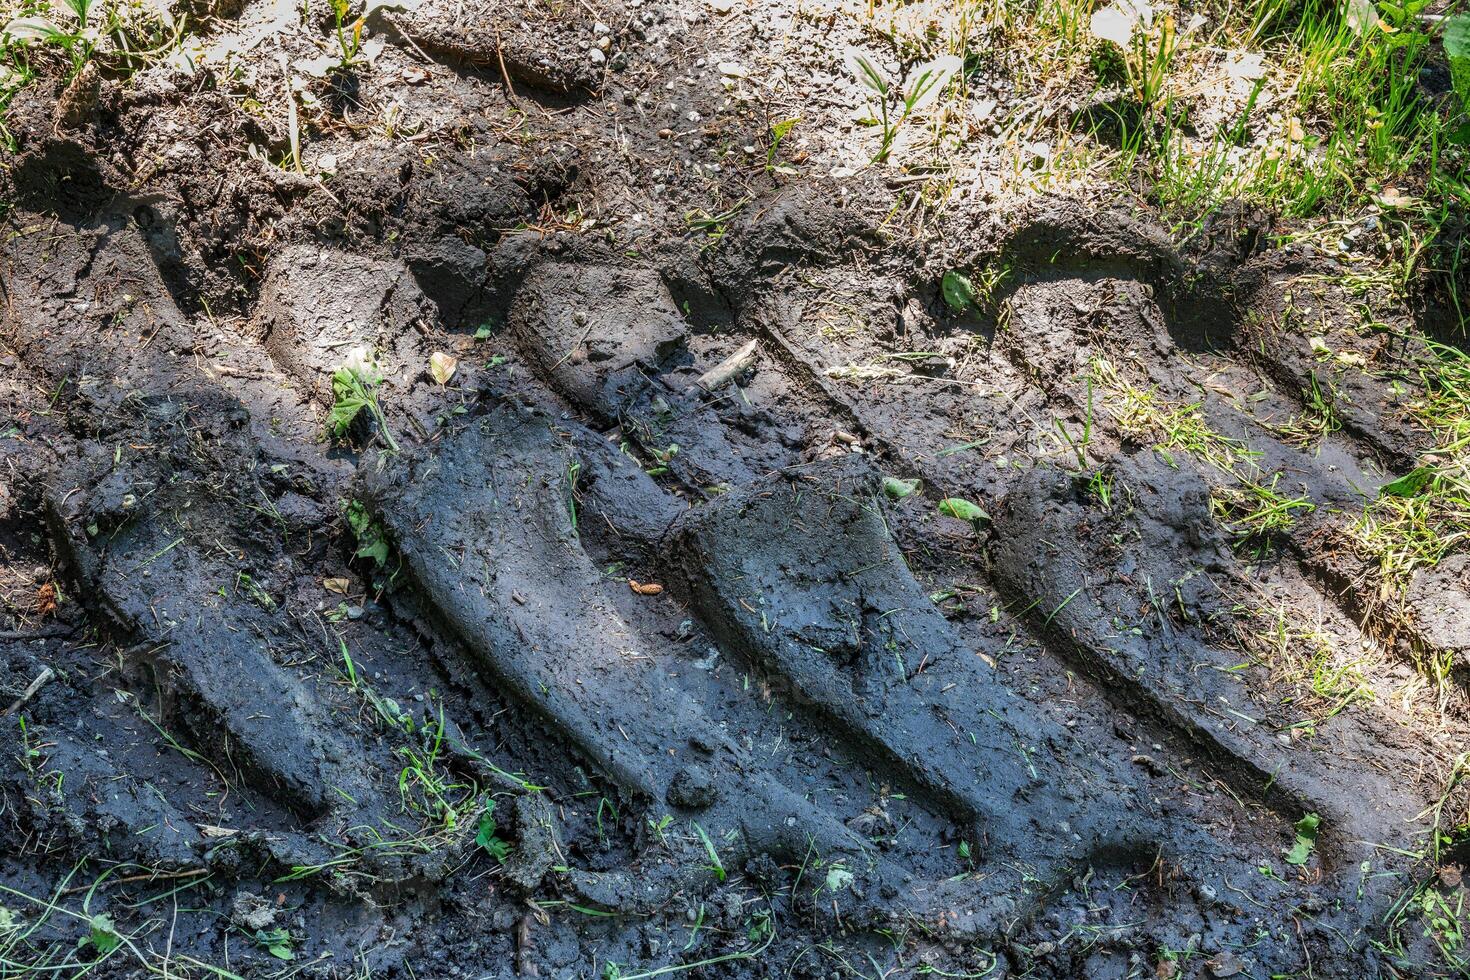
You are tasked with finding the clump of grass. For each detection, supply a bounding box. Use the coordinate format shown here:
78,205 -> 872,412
845,50 -> 962,164
1259,371 -> 1342,448
1089,0 -> 1177,108
1092,357 -> 1256,471
1352,342 -> 1470,607
1209,473 -> 1316,543
1093,358 -> 1318,546
1236,602 -> 1374,735
1,0 -> 185,80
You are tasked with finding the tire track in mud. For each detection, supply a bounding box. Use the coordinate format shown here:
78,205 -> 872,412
840,235 -> 1434,846
395,207 -> 1344,950
3,20 -> 1459,971
281,180 -> 1449,966
650,204 -> 1449,922
0,191 -> 606,904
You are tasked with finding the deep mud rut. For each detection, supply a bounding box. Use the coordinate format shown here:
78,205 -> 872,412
2,1 -> 1469,977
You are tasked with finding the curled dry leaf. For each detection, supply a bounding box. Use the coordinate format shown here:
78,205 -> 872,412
323,577 -> 352,595
429,351 -> 458,385
628,579 -> 664,596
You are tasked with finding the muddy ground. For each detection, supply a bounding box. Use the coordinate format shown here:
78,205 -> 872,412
2,0 -> 1469,977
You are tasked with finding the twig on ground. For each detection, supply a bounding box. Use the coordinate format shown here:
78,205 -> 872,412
3,666 -> 56,717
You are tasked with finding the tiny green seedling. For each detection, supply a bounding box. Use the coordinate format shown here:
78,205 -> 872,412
685,202 -> 746,246
767,116 -> 800,174
941,270 -> 977,312
84,913 -> 122,956
692,822 -> 725,882
845,51 -> 961,163
254,927 -> 294,961
475,801 -> 511,862
328,351 -> 399,452
329,0 -> 364,69
648,813 -> 673,846
822,863 -> 855,894
645,443 -> 679,477
883,476 -> 921,500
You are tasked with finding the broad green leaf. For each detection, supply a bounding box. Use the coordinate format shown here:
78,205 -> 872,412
824,866 -> 854,892
3,17 -> 65,42
938,497 -> 990,524
1284,811 -> 1320,865
1380,466 -> 1436,498
329,368 -> 370,436
61,0 -> 93,26
475,804 -> 511,861
1446,14 -> 1470,115
255,928 -> 294,960
86,913 -> 122,955
883,476 -> 921,500
941,270 -> 977,312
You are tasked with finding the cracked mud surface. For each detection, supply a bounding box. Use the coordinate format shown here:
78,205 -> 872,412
3,1 -> 1470,977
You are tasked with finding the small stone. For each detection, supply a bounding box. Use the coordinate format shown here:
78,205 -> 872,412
1208,952 -> 1244,977
230,892 -> 277,932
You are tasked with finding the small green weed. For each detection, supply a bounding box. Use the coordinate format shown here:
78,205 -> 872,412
328,0 -> 363,69
344,499 -> 390,568
475,800 -> 511,862
328,351 -> 399,453
846,51 -> 961,163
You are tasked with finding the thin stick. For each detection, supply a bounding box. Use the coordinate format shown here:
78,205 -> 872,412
3,666 -> 55,717
494,29 -> 518,100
